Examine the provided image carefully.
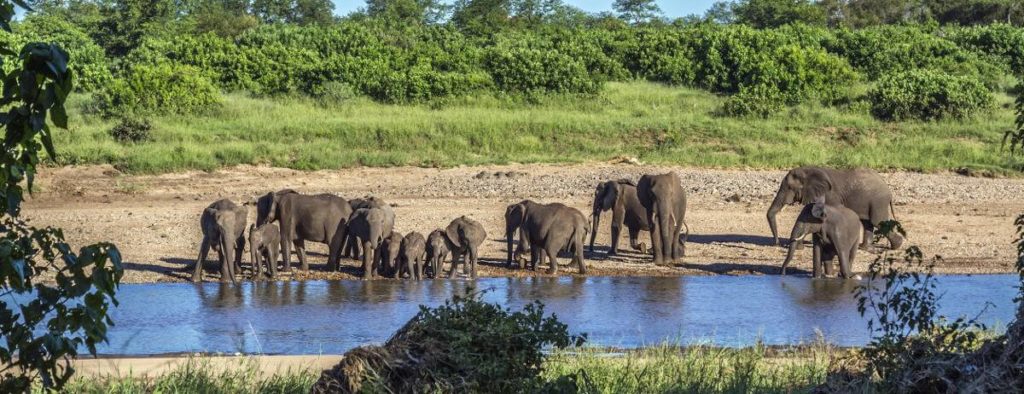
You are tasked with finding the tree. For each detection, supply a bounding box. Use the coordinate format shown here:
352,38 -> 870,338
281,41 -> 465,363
0,1 -> 123,392
731,0 -> 827,28
365,0 -> 448,24
252,0 -> 335,25
705,1 -> 736,24
612,0 -> 661,24
450,0 -> 510,35
193,0 -> 259,37
94,0 -> 177,57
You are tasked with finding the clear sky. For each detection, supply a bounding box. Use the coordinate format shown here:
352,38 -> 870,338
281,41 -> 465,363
331,0 -> 719,18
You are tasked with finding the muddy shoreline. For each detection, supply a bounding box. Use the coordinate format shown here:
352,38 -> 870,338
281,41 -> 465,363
25,164 -> 1024,283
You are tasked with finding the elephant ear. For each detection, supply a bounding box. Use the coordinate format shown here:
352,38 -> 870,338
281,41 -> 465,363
445,219 -> 464,249
811,196 -> 827,219
596,182 -> 617,211
801,169 -> 833,204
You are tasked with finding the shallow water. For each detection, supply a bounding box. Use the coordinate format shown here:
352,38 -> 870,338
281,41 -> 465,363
87,275 -> 1018,355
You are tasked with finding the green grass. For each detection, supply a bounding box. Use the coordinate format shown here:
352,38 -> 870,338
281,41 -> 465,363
544,343 -> 835,393
54,343 -> 837,393
53,82 -> 1024,174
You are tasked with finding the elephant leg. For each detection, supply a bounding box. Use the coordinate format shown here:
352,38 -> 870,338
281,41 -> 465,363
268,244 -> 279,279
447,251 -> 462,278
609,224 -> 622,255
861,225 -> 873,250
193,238 -> 211,282
545,246 -> 559,275
295,240 -> 309,272
812,236 -> 823,278
574,239 -> 586,275
362,241 -> 374,279
837,247 -> 851,279
280,234 -> 292,273
649,216 -> 664,265
468,246 -> 479,279
234,236 -> 245,277
628,227 -> 645,254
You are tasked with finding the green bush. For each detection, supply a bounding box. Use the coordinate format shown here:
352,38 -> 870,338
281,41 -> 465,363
485,40 -> 600,95
94,63 -> 222,116
109,118 -> 153,143
947,24 -> 1024,76
5,14 -> 113,92
722,84 -> 785,118
868,70 -> 993,121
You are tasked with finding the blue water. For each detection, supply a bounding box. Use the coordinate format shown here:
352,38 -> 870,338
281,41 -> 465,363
49,275 -> 1022,355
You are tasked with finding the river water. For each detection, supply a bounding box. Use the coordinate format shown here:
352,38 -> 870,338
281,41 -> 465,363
89,275 -> 1018,355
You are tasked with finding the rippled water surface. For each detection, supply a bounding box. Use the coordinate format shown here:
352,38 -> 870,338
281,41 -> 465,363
90,275 -> 1018,355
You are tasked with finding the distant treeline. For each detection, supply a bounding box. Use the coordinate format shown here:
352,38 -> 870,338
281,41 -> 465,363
6,0 -> 1024,119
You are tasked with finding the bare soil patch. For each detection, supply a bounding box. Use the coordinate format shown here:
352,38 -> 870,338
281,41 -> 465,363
24,164 -> 1024,283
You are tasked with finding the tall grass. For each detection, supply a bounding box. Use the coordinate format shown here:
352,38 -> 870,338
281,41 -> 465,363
544,342 -> 835,393
53,358 -> 317,394
53,82 -> 1023,174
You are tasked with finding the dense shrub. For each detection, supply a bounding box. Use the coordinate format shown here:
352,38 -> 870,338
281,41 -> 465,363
4,14 -> 113,92
94,63 -> 221,116
109,118 -> 153,143
722,84 -> 785,117
947,24 -> 1024,76
312,291 -> 586,393
869,70 -> 993,121
485,39 -> 601,95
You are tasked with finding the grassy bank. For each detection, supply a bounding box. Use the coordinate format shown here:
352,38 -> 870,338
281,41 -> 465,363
54,82 -> 1022,174
55,343 -> 837,393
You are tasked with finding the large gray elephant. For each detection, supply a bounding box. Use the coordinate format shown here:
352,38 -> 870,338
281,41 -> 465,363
444,216 -> 487,279
767,166 -> 902,250
590,179 -> 650,255
248,223 -> 280,280
256,190 -> 351,272
425,229 -> 449,278
193,199 -> 247,283
328,197 -> 395,273
781,198 -> 863,279
505,200 -> 588,274
341,207 -> 391,279
398,231 -> 427,280
378,232 -> 404,278
504,202 -> 531,267
637,173 -> 689,265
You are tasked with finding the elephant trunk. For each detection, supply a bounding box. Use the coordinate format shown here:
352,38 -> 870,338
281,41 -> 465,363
589,211 -> 601,252
780,223 -> 806,275
505,225 -> 516,267
250,234 -> 259,278
220,233 -> 236,284
767,187 -> 791,246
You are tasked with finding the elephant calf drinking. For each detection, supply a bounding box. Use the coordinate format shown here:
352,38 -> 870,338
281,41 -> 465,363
193,199 -> 247,283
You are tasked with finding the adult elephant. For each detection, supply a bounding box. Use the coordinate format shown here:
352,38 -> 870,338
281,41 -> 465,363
342,207 -> 393,279
637,173 -> 689,266
590,179 -> 650,255
193,199 -> 247,283
256,190 -> 351,272
505,200 -> 588,274
766,167 -> 902,250
328,196 -> 395,273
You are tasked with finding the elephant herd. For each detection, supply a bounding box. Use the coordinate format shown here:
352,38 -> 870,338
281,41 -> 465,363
191,166 -> 903,283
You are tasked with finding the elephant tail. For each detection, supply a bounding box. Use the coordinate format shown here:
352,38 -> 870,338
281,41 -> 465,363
681,219 -> 690,243
889,200 -> 898,221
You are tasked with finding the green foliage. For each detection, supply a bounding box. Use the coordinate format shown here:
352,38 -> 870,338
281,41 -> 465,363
869,69 -> 993,121
485,36 -> 601,95
251,0 -> 335,25
109,118 -> 152,143
314,289 -> 586,392
94,63 -> 221,116
6,14 -> 113,92
721,84 -> 785,117
0,2 -> 122,391
853,223 -> 987,390
730,0 -> 828,28
62,358 -> 316,393
1005,79 -> 1024,154
612,0 -> 662,25
947,23 -> 1024,77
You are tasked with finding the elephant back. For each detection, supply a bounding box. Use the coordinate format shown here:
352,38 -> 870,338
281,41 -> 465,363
445,216 -> 485,249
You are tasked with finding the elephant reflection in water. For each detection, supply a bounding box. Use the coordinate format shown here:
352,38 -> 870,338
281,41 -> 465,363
780,278 -> 860,307
503,277 -> 587,303
245,280 -> 309,307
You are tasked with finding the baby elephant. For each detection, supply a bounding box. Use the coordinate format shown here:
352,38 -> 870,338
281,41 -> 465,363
781,197 -> 863,279
248,223 -> 280,279
378,232 -> 404,279
398,231 -> 427,280
425,230 -> 449,279
194,199 -> 247,283
444,216 -> 487,279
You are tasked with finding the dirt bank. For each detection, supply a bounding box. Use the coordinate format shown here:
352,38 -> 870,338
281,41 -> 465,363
24,163 -> 1024,283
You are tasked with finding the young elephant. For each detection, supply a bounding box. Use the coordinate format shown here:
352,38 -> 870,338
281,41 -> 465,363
193,199 -> 247,283
780,198 -> 863,279
590,179 -> 650,255
767,166 -> 902,250
425,229 -> 449,279
398,231 -> 427,280
342,207 -> 392,279
377,232 -> 404,279
444,216 -> 487,279
506,200 -> 589,275
637,173 -> 689,265
248,223 -> 280,279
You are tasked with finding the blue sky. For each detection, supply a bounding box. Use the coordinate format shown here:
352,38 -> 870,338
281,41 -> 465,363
332,1 -> 718,18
